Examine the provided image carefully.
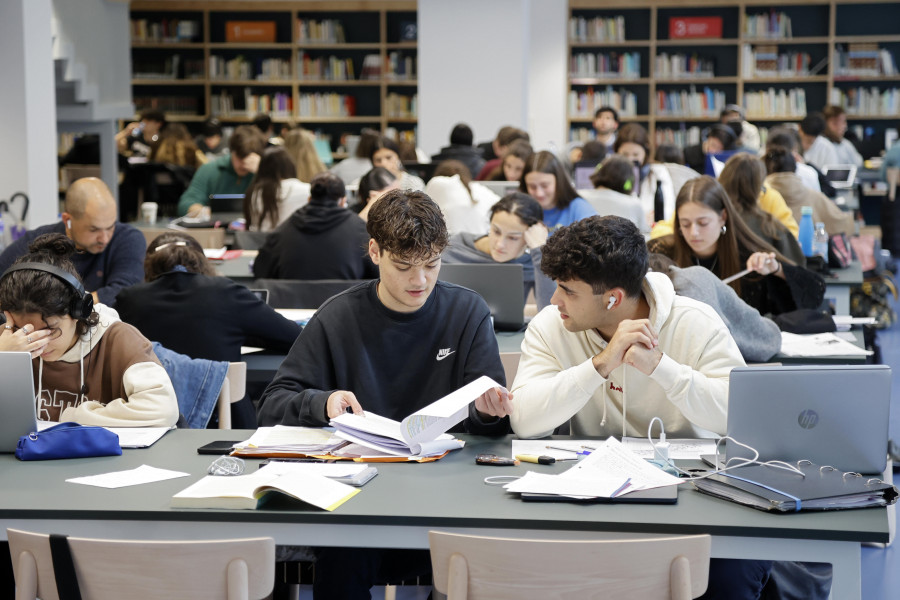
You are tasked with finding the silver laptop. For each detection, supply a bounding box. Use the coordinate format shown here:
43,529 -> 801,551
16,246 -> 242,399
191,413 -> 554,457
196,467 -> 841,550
0,352 -> 38,452
439,263 -> 525,331
821,164 -> 857,189
480,181 -> 519,198
726,365 -> 891,473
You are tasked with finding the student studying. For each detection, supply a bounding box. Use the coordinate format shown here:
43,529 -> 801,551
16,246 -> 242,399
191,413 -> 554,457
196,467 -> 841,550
256,188 -> 512,599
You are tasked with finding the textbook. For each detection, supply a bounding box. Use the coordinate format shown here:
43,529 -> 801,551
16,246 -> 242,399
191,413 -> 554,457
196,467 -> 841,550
171,468 -> 359,511
692,462 -> 898,513
329,376 -> 501,457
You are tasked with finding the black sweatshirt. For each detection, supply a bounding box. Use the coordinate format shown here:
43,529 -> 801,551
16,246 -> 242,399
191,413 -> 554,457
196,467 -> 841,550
256,279 -> 508,434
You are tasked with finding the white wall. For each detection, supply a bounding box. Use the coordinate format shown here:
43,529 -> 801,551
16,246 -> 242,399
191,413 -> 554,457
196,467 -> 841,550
0,0 -> 58,227
419,0 -> 566,156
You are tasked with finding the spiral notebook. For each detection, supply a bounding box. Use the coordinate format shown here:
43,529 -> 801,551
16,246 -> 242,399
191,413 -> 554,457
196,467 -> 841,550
692,461 -> 898,513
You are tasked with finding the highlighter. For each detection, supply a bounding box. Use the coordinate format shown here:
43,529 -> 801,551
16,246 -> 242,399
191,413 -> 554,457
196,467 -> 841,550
515,454 -> 556,465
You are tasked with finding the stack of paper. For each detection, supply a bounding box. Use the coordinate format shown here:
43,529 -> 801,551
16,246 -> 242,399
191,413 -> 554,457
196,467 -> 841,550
329,376 -> 500,457
232,425 -> 348,456
779,332 -> 872,357
505,438 -> 682,500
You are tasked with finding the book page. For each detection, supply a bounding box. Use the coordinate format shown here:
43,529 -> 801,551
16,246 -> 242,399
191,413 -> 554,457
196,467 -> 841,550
401,376 -> 500,444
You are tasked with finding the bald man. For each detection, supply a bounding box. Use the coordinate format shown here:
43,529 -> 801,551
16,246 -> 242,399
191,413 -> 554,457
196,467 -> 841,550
0,178 -> 145,305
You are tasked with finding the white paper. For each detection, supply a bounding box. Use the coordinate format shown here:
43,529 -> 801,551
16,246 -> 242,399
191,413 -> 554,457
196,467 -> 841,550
620,437 -> 718,460
504,471 -> 628,498
105,427 -> 172,449
512,439 -> 593,461
203,247 -> 228,259
566,438 -> 682,491
235,425 -> 345,454
832,315 -> 876,331
780,332 -> 872,357
67,465 -> 190,489
275,308 -> 317,324
402,375 -> 500,444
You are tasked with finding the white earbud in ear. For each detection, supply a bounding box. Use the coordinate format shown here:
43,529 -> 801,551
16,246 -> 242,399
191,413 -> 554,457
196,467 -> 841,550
607,296 -> 616,310
66,220 -> 71,229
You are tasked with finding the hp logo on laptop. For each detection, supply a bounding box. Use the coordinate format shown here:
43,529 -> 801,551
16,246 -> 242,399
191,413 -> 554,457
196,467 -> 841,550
798,409 -> 819,429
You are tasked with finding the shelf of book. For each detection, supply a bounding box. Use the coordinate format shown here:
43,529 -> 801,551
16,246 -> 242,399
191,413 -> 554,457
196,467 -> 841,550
567,1 -> 900,154
130,1 -> 418,151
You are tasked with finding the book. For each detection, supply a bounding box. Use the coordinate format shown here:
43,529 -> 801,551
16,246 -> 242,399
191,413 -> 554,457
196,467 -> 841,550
231,425 -> 348,457
692,462 -> 898,513
171,468 -> 359,511
329,376 -> 501,457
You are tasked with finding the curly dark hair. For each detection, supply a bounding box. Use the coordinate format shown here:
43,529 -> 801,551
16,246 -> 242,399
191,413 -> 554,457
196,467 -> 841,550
0,234 -> 99,334
144,232 -> 216,281
366,189 -> 449,261
540,216 -> 648,298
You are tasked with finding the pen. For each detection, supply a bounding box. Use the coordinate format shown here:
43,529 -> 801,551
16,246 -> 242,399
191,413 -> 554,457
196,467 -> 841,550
545,445 -> 591,456
516,454 -> 556,465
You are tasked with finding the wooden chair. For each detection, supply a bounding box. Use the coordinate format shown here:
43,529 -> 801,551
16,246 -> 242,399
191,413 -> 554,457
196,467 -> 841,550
7,528 -> 275,600
217,361 -> 247,430
429,531 -> 711,600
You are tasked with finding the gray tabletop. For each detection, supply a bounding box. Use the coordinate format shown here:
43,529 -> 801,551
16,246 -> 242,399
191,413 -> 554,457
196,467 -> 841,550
0,430 -> 887,545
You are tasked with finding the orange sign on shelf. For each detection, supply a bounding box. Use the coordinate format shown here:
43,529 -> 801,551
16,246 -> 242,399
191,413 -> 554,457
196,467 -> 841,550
225,21 -> 276,43
669,17 -> 723,40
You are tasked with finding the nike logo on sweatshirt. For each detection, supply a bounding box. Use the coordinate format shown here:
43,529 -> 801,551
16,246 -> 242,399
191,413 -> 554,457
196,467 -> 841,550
435,348 -> 455,361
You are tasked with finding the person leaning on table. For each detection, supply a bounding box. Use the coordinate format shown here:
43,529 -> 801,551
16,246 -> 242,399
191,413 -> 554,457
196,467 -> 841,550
498,215 -> 826,600
257,188 -> 512,600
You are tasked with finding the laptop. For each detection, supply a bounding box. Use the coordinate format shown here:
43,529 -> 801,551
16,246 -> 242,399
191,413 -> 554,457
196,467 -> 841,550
726,365 -> 891,473
0,352 -> 38,452
480,181 -> 519,198
439,263 -> 525,331
821,165 -> 858,189
208,194 -> 245,222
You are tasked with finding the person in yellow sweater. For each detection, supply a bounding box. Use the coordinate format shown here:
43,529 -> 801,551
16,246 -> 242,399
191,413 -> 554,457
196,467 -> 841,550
649,153 -> 798,240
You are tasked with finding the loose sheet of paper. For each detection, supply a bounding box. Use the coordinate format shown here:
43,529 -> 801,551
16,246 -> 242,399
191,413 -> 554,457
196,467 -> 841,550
67,465 -> 190,489
569,438 -> 681,491
779,332 -> 872,357
402,375 -> 499,444
105,427 -> 172,449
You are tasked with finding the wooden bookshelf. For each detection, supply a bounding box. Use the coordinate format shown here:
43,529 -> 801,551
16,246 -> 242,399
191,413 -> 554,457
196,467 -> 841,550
568,0 -> 900,152
130,1 -> 418,150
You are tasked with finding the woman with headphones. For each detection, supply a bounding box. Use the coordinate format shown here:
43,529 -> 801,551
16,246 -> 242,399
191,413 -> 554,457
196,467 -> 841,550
0,234 -> 179,426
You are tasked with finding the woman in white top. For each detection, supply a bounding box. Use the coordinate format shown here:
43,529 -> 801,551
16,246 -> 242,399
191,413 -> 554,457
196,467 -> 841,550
243,146 -> 311,232
369,135 -> 425,191
424,160 -> 499,235
614,123 -> 676,227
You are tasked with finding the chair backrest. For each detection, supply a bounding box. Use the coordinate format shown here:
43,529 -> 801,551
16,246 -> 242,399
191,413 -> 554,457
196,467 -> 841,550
217,361 -> 247,430
429,531 -> 711,600
252,278 -> 365,308
8,528 -> 275,600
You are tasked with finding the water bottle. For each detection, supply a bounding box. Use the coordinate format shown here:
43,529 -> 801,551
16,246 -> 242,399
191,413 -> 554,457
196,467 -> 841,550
798,206 -> 814,257
813,222 -> 829,260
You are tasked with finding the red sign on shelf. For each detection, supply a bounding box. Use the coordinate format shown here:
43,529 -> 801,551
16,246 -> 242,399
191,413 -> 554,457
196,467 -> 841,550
669,17 -> 723,40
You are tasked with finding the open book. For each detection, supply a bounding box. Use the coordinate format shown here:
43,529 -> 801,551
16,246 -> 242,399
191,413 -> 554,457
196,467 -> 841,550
329,376 -> 501,457
171,468 -> 359,511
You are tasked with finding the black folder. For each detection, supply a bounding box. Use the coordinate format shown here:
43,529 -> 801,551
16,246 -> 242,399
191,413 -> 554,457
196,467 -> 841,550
691,462 -> 898,513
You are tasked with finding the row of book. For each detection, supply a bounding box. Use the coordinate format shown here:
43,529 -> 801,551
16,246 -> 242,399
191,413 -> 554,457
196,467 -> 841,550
386,52 -> 416,80
654,53 -> 715,80
298,93 -> 357,117
385,93 -> 417,119
131,19 -> 200,43
211,90 -> 292,118
655,126 -> 703,149
567,86 -> 638,118
656,86 -> 726,118
297,52 -> 355,81
834,44 -> 897,77
208,56 -> 291,81
570,52 -> 641,79
133,55 -> 204,80
831,87 -> 900,116
134,95 -> 200,116
743,87 -> 807,118
568,15 -> 626,43
743,10 -> 792,39
296,19 -> 346,44
741,45 -> 813,78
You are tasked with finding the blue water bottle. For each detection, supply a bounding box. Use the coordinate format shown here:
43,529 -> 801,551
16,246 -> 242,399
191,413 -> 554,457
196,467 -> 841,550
798,206 -> 814,257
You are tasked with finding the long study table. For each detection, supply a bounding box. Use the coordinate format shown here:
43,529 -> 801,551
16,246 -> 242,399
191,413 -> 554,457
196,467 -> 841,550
0,430 -> 887,599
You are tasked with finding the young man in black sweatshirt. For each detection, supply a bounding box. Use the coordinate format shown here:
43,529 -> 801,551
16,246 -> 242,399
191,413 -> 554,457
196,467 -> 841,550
257,188 -> 513,599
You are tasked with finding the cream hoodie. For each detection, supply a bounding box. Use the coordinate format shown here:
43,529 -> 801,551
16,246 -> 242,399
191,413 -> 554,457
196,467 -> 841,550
35,304 -> 179,427
510,272 -> 744,439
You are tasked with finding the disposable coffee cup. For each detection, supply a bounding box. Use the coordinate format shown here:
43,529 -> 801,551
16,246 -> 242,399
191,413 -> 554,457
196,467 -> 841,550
141,202 -> 158,225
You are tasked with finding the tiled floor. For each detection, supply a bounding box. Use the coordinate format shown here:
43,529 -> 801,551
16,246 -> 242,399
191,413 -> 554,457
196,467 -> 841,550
860,286 -> 900,600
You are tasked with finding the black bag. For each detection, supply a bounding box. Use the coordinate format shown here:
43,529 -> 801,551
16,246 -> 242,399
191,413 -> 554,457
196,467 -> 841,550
774,308 -> 836,334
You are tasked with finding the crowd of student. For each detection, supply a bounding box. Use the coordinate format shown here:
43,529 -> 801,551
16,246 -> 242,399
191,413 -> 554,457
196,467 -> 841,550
0,105 -> 888,598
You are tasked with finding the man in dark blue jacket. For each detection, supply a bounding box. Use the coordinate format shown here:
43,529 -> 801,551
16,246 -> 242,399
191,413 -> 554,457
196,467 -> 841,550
257,188 -> 512,599
0,178 -> 144,306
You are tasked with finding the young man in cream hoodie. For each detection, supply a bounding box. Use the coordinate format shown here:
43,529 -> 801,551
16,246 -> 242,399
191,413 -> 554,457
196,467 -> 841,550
510,215 -> 743,440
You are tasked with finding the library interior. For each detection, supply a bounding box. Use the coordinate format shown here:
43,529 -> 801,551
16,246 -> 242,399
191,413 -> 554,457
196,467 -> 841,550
3,0 -> 900,599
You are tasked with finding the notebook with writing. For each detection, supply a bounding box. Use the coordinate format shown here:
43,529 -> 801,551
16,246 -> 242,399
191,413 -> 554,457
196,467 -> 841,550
726,365 -> 891,474
0,352 -> 38,452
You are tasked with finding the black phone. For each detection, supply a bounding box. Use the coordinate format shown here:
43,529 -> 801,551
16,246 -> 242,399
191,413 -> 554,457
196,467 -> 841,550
197,440 -> 240,455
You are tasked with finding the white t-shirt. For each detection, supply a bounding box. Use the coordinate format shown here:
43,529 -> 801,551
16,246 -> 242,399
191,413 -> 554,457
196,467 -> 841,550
250,178 -> 311,232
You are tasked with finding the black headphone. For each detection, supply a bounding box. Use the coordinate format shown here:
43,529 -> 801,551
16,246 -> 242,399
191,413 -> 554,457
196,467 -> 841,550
2,263 -> 94,320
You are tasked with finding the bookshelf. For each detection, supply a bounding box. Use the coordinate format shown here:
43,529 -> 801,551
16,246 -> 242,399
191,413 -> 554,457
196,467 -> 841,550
568,0 -> 900,153
129,1 -> 418,152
